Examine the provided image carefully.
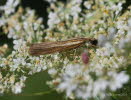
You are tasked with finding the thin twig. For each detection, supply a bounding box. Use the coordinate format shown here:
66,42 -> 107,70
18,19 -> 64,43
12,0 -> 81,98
7,90 -> 54,96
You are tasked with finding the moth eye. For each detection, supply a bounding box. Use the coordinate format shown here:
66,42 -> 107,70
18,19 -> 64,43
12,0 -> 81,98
90,39 -> 98,46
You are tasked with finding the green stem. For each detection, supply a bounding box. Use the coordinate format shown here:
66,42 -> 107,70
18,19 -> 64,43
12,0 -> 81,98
9,90 -> 54,96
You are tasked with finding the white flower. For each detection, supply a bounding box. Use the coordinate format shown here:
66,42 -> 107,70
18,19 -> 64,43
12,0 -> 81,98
104,43 -> 115,55
0,0 -> 20,15
58,64 -> 84,97
10,76 -> 26,94
63,64 -> 83,77
71,5 -> 81,19
58,77 -> 77,97
48,68 -> 57,76
0,17 -> 6,27
116,21 -> 128,30
111,3 -> 123,15
118,38 -> 126,49
56,63 -> 130,100
127,18 -> 131,38
20,76 -> 27,81
48,12 -> 60,28
92,79 -> 108,97
117,29 -> 125,35
12,82 -> 23,94
8,28 -> 18,39
75,85 -> 92,99
84,1 -> 92,9
98,34 -> 108,47
108,71 -> 129,91
11,57 -> 26,70
0,85 -> 4,94
9,75 -> 15,84
108,27 -> 116,40
128,18 -> 131,27
13,39 -> 26,50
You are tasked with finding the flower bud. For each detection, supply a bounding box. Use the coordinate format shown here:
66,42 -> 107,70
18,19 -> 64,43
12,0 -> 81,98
81,52 -> 89,64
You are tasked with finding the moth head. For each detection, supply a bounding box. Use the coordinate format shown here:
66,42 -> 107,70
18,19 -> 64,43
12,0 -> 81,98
89,39 -> 98,46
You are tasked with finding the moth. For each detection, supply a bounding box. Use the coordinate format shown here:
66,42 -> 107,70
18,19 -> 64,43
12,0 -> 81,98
29,37 -> 97,56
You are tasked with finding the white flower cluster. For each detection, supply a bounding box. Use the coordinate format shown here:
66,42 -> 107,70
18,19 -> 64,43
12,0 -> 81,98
0,0 -> 46,94
48,11 -> 60,29
118,18 -> 131,49
0,73 -> 26,94
46,0 -> 131,99
70,0 -> 82,19
55,64 -> 129,99
110,2 -> 123,15
3,8 -> 43,42
0,39 -> 48,93
47,0 -> 83,29
0,0 -> 20,26
0,0 -> 20,15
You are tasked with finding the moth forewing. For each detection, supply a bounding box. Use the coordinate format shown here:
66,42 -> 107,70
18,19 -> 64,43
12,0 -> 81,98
29,37 -> 97,56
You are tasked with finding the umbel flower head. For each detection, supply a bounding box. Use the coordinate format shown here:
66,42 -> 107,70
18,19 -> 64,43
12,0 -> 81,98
0,0 -> 131,100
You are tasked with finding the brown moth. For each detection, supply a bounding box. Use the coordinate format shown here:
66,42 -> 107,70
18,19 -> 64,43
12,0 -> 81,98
29,37 -> 97,56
